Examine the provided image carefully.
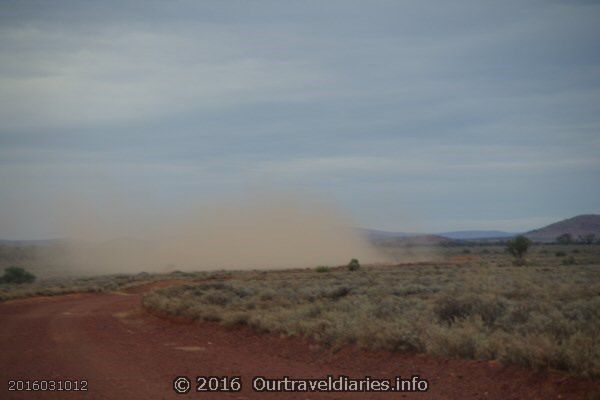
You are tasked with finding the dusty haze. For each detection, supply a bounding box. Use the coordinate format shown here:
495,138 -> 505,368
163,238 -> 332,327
44,193 -> 390,275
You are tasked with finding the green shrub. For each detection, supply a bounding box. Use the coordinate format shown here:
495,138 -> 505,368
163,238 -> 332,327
426,320 -> 481,359
434,295 -> 476,324
315,266 -> 330,273
347,258 -> 360,271
203,291 -> 232,306
555,251 -> 566,257
556,233 -> 573,244
0,266 -> 36,284
434,294 -> 506,326
323,286 -> 352,300
506,235 -> 532,263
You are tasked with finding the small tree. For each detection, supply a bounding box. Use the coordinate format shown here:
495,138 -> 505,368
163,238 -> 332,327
506,236 -> 532,265
1,266 -> 36,284
578,233 -> 596,245
347,258 -> 360,271
556,233 -> 573,244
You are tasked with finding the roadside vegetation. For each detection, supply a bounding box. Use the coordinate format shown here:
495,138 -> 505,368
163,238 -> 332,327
0,270 -> 211,302
2,242 -> 600,377
143,245 -> 600,378
0,266 -> 36,284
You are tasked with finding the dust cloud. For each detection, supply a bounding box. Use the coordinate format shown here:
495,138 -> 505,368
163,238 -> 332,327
51,193 -> 388,275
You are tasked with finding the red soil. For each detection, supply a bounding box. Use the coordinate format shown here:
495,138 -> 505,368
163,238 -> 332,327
0,283 -> 598,399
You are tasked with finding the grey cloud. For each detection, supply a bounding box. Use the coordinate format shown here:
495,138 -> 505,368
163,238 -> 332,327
0,0 -> 599,237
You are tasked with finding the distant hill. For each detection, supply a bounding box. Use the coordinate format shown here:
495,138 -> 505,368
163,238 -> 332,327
358,229 -> 416,240
368,234 -> 455,246
525,214 -> 600,242
399,234 -> 456,245
362,215 -> 600,245
360,228 -> 515,242
439,230 -> 516,240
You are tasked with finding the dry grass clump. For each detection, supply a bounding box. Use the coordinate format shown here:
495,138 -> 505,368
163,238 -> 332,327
0,271 -> 202,302
143,249 -> 600,378
0,273 -> 145,301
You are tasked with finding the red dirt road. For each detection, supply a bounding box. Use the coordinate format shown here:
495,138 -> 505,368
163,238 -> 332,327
0,283 -> 598,400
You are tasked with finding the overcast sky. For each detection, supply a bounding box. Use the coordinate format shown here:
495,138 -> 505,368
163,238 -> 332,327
1,0 -> 599,238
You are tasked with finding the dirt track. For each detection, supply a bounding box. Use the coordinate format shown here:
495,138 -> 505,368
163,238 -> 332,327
0,281 -> 597,399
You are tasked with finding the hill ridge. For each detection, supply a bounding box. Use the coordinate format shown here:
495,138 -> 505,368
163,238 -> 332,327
525,214 -> 600,242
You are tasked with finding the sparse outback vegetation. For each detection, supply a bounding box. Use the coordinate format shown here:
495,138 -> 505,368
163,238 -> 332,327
347,258 -> 360,271
505,235 -> 532,265
143,245 -> 600,378
0,271 -> 207,302
0,266 -> 36,284
2,243 -> 600,378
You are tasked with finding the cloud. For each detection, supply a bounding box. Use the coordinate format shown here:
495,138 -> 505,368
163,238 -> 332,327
0,26 -> 330,130
0,0 -> 599,237
250,146 -> 600,179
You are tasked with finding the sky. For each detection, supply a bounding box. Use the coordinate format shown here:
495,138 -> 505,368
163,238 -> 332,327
1,0 -> 599,239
